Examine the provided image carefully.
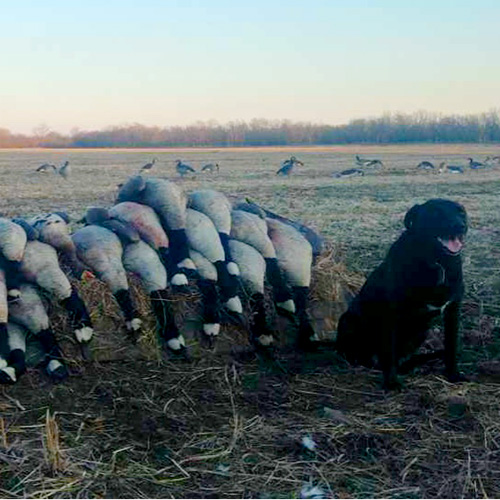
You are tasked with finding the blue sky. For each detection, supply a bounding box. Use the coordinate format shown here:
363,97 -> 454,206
1,0 -> 499,134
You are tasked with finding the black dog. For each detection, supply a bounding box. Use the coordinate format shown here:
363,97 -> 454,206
336,199 -> 468,390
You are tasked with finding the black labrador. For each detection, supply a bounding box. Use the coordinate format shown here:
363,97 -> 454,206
336,198 -> 468,390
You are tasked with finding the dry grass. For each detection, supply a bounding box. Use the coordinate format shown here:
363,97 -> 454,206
0,145 -> 500,498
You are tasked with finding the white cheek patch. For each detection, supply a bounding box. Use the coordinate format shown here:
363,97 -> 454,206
276,299 -> 296,314
1,366 -> 16,383
171,273 -> 188,286
126,318 -> 143,332
203,323 -> 220,337
8,289 -> 21,299
74,326 -> 94,343
167,335 -> 186,351
177,258 -> 196,270
225,296 -> 242,314
46,359 -> 63,374
256,334 -> 274,346
226,262 -> 240,276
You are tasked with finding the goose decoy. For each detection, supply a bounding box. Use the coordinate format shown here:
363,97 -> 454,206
468,157 -> 485,169
72,224 -> 142,337
9,283 -> 69,381
443,164 -> 464,174
266,217 -> 316,349
201,163 -> 219,173
19,239 -> 94,348
240,199 -> 325,260
175,160 -> 196,177
356,155 -> 383,168
116,176 -> 195,286
230,209 -> 295,314
185,208 -> 242,314
334,168 -> 365,178
417,161 -> 435,170
228,239 -> 274,348
36,163 -> 56,173
141,158 -> 157,172
58,161 -> 70,179
276,156 -> 303,176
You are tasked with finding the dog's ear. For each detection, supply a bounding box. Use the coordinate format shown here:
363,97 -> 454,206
404,204 -> 421,230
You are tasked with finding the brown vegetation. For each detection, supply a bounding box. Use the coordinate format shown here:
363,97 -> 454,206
0,145 -> 500,497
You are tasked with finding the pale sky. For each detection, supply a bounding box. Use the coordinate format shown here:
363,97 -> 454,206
1,0 -> 499,134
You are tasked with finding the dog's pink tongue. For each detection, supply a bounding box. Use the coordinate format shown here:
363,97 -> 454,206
440,237 -> 463,253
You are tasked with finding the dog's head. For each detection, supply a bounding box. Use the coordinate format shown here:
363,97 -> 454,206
404,199 -> 467,256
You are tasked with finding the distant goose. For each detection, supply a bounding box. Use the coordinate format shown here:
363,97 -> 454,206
417,161 -> 435,170
439,162 -> 464,174
201,163 -> 219,173
36,163 -> 56,173
276,156 -> 304,176
176,159 -> 196,177
58,161 -> 70,179
141,158 -> 157,172
468,157 -> 485,169
492,155 -> 500,162
334,168 -> 365,179
355,155 -> 383,168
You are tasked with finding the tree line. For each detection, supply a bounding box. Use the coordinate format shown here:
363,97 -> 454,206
2,110 -> 500,148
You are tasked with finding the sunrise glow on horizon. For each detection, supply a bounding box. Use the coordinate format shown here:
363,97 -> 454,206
1,0 -> 499,135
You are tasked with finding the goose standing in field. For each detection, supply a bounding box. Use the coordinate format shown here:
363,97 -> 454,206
355,155 -> 384,168
36,163 -> 56,173
58,161 -> 70,179
9,283 -> 69,381
230,208 -> 295,314
140,158 -> 157,172
201,163 -> 219,173
276,156 -> 304,176
468,157 -> 485,169
116,175 -> 195,286
417,161 -> 435,170
176,159 -> 196,177
334,168 -> 365,178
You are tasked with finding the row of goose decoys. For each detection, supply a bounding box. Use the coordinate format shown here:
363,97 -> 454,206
0,175 -> 324,385
417,156 -> 500,173
35,155 -> 500,182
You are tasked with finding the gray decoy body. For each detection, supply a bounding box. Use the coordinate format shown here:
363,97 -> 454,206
58,161 -> 70,179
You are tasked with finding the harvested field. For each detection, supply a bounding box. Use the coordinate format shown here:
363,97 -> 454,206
1,144 -> 500,498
